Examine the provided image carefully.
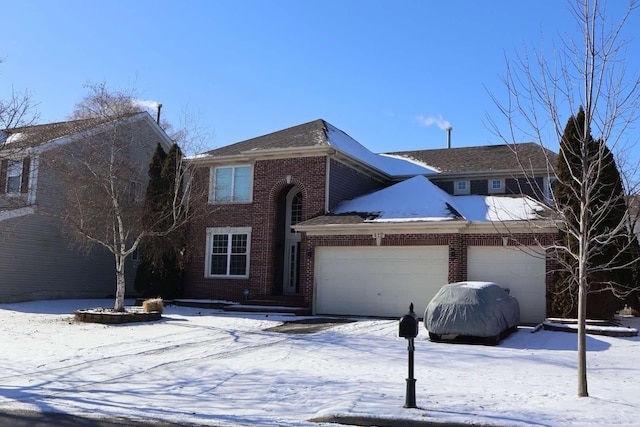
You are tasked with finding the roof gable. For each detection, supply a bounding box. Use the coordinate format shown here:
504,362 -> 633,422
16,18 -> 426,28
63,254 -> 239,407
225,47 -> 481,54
0,112 -> 169,153
202,119 -> 328,157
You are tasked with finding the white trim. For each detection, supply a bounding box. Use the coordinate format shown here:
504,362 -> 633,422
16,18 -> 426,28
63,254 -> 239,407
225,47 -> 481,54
0,206 -> 35,222
454,180 -> 470,195
294,219 -> 557,236
205,226 -> 252,279
27,154 -> 39,205
488,178 -> 505,194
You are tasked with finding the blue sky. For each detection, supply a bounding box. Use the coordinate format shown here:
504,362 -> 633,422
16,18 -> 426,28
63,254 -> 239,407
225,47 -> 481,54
2,1 -> 639,156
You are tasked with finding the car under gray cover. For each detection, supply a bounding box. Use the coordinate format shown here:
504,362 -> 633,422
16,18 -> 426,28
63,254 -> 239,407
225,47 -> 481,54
424,281 -> 520,344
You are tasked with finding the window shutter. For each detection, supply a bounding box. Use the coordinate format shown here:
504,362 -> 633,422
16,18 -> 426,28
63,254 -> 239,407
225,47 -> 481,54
20,157 -> 30,193
0,159 -> 7,194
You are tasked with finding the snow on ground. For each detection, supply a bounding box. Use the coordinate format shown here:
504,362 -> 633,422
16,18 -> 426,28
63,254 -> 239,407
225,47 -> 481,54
0,299 -> 639,426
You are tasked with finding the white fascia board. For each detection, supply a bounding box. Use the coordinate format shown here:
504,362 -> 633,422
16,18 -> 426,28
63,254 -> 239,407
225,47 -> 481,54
462,220 -> 558,234
295,218 -> 558,236
294,220 -> 467,236
138,112 -> 173,151
185,145 -> 332,165
0,206 -> 35,222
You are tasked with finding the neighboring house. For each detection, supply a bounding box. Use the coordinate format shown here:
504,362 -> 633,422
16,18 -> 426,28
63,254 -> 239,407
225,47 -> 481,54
185,119 -> 558,323
0,112 -> 172,303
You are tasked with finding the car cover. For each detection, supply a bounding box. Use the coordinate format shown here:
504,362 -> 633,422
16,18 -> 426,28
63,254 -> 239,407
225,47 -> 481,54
424,282 -> 520,337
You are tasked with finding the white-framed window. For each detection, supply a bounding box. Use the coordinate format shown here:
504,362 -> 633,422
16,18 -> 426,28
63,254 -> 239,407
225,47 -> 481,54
454,180 -> 470,195
488,178 -> 505,193
210,165 -> 252,203
205,227 -> 251,278
6,159 -> 23,193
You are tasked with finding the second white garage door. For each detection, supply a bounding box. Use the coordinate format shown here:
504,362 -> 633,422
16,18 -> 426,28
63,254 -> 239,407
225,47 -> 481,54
314,246 -> 449,318
467,246 -> 546,324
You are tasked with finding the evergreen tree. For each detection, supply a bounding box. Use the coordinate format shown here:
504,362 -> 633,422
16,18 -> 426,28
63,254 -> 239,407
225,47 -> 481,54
551,108 -> 638,318
135,143 -> 187,299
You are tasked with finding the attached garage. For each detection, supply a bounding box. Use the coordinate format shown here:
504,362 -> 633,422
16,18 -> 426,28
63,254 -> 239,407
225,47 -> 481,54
467,246 -> 547,324
314,246 -> 449,318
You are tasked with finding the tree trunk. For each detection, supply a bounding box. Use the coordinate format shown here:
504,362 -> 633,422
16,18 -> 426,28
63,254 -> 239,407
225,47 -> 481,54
577,279 -> 589,397
113,254 -> 126,312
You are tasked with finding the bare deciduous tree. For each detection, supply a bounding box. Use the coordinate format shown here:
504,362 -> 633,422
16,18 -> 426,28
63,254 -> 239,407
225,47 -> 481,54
489,0 -> 640,397
48,83 -> 206,312
1,59 -> 40,148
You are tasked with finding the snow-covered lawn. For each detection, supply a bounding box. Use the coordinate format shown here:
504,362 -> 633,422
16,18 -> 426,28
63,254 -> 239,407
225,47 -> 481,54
0,299 -> 639,426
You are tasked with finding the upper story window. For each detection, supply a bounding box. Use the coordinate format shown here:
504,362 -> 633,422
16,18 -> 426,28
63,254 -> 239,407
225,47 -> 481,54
205,227 -> 251,278
0,157 -> 31,194
488,178 -> 505,194
210,165 -> 252,203
454,180 -> 470,195
6,159 -> 23,193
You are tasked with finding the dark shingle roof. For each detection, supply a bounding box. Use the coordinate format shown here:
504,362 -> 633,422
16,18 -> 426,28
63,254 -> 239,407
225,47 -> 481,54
203,119 -> 329,157
1,113 -> 141,151
388,143 -> 557,173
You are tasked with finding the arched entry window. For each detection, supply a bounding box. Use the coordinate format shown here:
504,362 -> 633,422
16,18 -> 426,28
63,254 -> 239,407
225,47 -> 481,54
284,187 -> 302,294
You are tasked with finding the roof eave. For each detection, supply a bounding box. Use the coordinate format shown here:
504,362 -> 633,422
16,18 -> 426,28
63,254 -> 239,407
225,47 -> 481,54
294,218 -> 557,235
186,145 -> 333,164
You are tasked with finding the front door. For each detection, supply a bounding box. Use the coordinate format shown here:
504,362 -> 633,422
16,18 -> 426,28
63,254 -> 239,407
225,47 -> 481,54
283,187 -> 302,295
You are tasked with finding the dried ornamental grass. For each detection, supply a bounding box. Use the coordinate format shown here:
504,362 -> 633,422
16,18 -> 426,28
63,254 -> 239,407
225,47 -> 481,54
142,298 -> 164,314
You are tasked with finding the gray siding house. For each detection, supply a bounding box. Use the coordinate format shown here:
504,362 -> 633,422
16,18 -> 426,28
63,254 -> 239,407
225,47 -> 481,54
0,112 -> 172,303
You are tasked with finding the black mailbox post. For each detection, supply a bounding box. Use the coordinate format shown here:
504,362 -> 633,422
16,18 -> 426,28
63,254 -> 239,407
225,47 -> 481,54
399,303 -> 419,408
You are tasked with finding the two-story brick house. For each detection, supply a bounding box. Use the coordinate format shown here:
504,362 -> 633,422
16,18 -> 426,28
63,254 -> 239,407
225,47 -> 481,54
185,119 -> 558,323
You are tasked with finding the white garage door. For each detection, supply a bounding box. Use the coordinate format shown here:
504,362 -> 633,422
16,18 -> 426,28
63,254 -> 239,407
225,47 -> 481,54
467,246 -> 546,324
314,246 -> 449,318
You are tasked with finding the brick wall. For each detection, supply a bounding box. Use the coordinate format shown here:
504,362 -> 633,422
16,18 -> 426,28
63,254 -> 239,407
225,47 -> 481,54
328,159 -> 384,210
184,156 -> 327,301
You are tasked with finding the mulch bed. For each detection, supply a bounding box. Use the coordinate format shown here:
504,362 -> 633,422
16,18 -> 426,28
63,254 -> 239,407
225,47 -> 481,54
74,307 -> 162,324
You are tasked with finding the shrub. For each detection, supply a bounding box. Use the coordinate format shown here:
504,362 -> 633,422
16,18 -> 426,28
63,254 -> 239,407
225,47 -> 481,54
142,298 -> 164,314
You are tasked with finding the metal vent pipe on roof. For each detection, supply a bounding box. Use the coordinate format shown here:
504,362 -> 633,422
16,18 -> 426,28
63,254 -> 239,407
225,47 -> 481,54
156,104 -> 163,124
446,126 -> 452,149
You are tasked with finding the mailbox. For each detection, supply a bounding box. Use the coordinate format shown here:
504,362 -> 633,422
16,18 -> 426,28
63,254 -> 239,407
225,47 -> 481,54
399,303 -> 419,339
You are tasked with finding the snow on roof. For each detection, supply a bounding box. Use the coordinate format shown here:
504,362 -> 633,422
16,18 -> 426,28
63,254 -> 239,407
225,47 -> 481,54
333,175 -> 457,221
450,194 -> 546,222
379,152 -> 441,173
5,132 -> 27,144
325,123 -> 438,176
332,175 -> 546,223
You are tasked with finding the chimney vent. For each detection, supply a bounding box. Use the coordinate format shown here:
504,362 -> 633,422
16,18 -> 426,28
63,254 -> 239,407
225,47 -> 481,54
156,104 -> 163,124
446,126 -> 452,149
